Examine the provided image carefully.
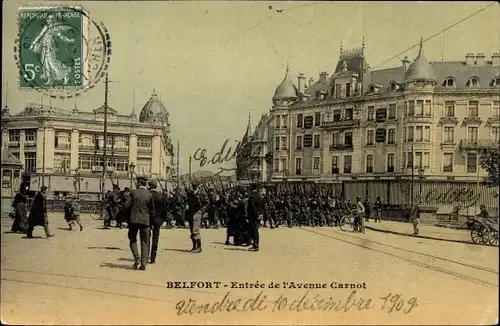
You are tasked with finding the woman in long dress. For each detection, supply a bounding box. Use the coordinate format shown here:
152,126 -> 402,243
11,184 -> 29,233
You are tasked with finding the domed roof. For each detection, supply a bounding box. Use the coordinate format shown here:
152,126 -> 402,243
273,66 -> 298,101
406,39 -> 436,81
139,90 -> 168,123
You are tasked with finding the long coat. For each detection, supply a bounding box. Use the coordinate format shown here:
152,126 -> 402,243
127,187 -> 155,226
28,192 -> 48,226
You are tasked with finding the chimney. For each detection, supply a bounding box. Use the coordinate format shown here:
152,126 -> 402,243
475,53 -> 485,66
319,71 -> 328,83
465,53 -> 475,66
492,53 -> 500,67
402,56 -> 411,72
297,73 -> 306,93
309,77 -> 314,87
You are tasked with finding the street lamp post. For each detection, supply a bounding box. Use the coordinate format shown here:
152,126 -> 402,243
129,162 -> 135,188
418,168 -> 425,203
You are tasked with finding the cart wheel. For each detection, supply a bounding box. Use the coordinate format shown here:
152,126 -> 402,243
488,230 -> 499,246
339,215 -> 354,232
471,225 -> 489,244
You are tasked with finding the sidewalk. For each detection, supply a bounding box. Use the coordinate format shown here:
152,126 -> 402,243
365,220 -> 473,244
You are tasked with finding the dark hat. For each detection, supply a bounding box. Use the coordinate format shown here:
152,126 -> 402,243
136,176 -> 147,183
148,180 -> 158,189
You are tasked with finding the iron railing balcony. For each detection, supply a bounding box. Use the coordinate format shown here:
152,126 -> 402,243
321,119 -> 360,129
329,143 -> 353,151
459,139 -> 499,150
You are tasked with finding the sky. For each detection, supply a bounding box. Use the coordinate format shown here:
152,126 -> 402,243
2,1 -> 499,175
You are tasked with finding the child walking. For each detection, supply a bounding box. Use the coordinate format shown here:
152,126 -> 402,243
64,193 -> 83,231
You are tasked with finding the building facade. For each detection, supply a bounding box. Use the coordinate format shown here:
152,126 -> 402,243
264,41 -> 499,207
1,90 -> 174,196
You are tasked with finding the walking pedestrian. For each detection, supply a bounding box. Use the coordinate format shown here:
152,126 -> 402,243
411,202 -> 421,236
185,184 -> 203,253
374,196 -> 383,223
27,186 -> 54,239
64,193 -> 83,231
247,184 -> 264,252
356,197 -> 365,234
148,180 -> 167,264
11,182 -> 29,234
125,177 -> 155,271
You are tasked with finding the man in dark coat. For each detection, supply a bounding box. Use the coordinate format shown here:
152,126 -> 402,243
27,186 -> 54,238
148,180 -> 167,264
104,185 -> 120,229
185,184 -> 203,253
126,177 -> 155,271
246,184 -> 264,251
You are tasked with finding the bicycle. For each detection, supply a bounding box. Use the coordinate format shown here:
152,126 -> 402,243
89,201 -> 106,220
339,209 -> 361,232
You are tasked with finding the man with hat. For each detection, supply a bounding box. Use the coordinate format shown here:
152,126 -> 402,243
125,176 -> 155,270
185,183 -> 203,253
246,183 -> 264,251
104,184 -> 120,229
148,179 -> 167,264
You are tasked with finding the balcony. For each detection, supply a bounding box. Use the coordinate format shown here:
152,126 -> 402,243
487,115 -> 500,125
55,144 -> 71,150
463,116 -> 482,125
8,141 -> 19,147
405,114 -> 432,123
459,139 -> 498,151
329,143 -> 353,151
439,116 -> 459,125
440,141 -> 456,149
137,147 -> 152,155
24,140 -> 36,147
321,119 -> 360,130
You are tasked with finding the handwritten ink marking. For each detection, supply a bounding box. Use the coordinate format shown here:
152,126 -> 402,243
380,293 -> 419,314
175,291 -> 268,315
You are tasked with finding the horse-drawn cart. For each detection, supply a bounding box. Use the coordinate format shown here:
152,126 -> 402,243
467,216 -> 499,246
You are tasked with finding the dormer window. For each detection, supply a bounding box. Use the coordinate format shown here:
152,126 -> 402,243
369,85 -> 375,93
389,82 -> 398,91
443,77 -> 455,87
467,76 -> 479,87
491,77 -> 500,87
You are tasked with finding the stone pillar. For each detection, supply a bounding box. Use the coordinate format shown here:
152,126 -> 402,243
151,132 -> 161,175
35,128 -> 44,174
19,130 -> 26,165
128,133 -> 137,165
45,127 -> 55,173
70,129 -> 79,173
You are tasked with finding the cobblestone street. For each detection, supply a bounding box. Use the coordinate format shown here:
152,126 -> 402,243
1,214 -> 498,324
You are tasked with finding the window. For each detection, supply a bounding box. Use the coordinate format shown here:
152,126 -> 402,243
54,154 -> 70,173
333,110 -> 341,122
344,132 -> 353,147
443,77 -> 455,87
406,152 -> 413,168
137,159 -> 152,175
415,126 -> 423,142
274,159 -> 279,172
468,101 -> 478,117
367,106 -> 374,121
345,108 -> 353,120
313,134 -> 320,148
282,115 -> 288,128
114,158 -> 130,172
425,100 -> 431,116
346,83 -> 351,97
369,85 -> 375,93
493,101 -> 499,118
313,157 -> 320,170
332,156 -> 339,173
25,153 -> 36,172
467,152 -> 477,173
137,137 -> 152,148
388,104 -> 396,119
388,129 -> 395,144
407,101 -> 415,116
280,158 -> 287,173
424,126 -> 430,142
444,127 -> 454,143
314,112 -> 321,126
25,130 -> 36,142
275,137 -> 280,150
443,153 -> 453,172
275,115 -> 281,128
467,77 -> 479,87
344,155 -> 352,174
78,155 -> 92,170
468,127 -> 478,141
332,132 -> 341,146
423,152 -> 430,168
493,77 -> 500,87
387,153 -> 395,172
415,152 -> 423,168
295,158 -> 302,175
9,130 -> 20,142
280,136 -> 287,150
78,134 -> 82,144
445,101 -> 455,117
297,114 -> 303,128
106,136 -> 115,147
296,135 -> 303,150
54,131 -> 70,148
390,82 -> 397,91
366,130 -> 374,145
416,100 -> 424,116
491,126 -> 499,142
407,127 -> 414,142
366,154 -> 373,173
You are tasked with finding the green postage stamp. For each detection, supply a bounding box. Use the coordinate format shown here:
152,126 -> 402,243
17,6 -> 89,89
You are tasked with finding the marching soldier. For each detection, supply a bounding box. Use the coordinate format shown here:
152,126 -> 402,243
185,184 -> 203,253
148,180 -> 167,264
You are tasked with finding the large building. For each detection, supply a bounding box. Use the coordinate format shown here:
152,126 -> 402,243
1,90 -> 174,197
259,40 -> 499,207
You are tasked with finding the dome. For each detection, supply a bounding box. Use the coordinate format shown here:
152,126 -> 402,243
406,39 -> 436,81
139,89 -> 168,123
273,66 -> 298,101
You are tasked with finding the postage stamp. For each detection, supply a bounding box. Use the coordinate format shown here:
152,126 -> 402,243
15,5 -> 111,98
